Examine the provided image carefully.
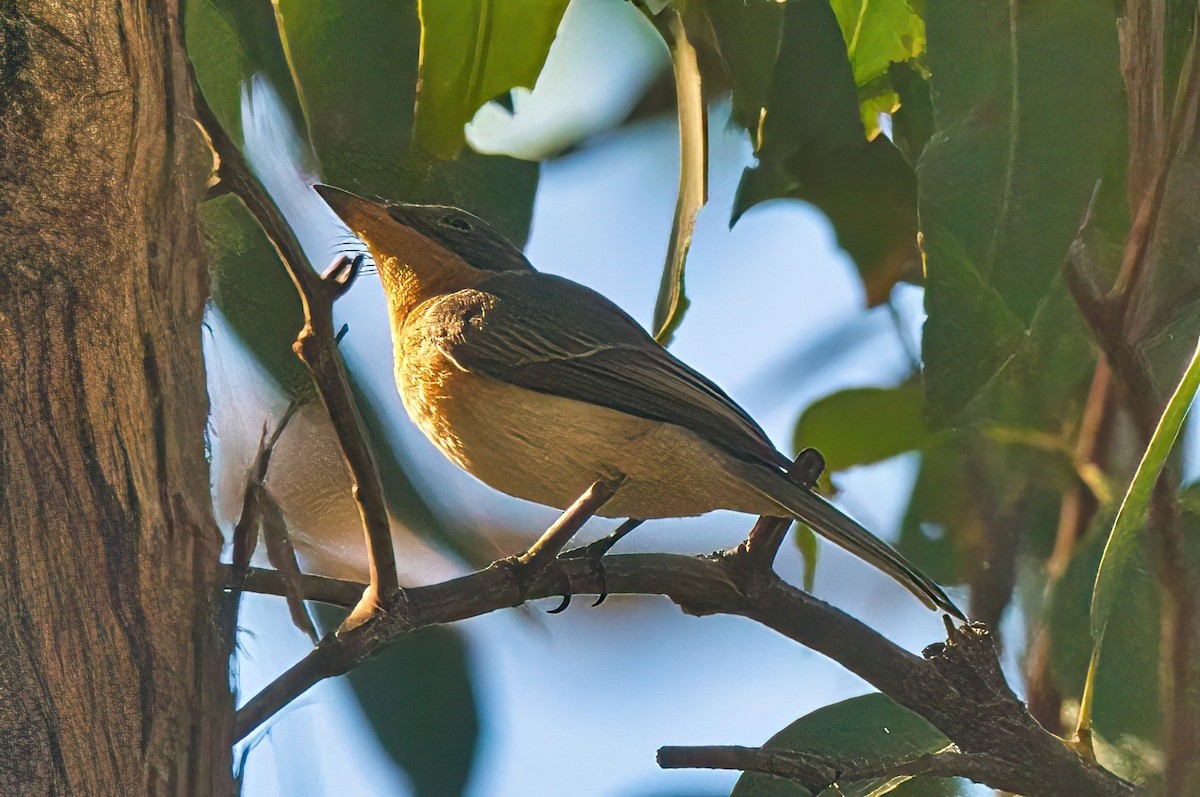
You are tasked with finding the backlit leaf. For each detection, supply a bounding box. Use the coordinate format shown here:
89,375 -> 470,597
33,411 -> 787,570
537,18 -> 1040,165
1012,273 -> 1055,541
274,0 -> 538,243
733,0 -> 919,306
794,381 -> 928,474
1091,338 -> 1200,639
414,0 -> 570,158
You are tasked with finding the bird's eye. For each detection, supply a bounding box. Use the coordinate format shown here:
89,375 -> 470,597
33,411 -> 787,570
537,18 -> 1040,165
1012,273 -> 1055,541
442,214 -> 472,232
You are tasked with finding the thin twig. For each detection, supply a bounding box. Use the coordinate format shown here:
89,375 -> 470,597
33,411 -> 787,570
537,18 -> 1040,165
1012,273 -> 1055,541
656,745 -> 1026,793
1109,10 -> 1200,322
221,399 -> 303,643
1049,179 -> 1115,585
236,567 -> 364,607
741,515 -> 793,570
1027,356 -> 1112,729
191,79 -> 400,625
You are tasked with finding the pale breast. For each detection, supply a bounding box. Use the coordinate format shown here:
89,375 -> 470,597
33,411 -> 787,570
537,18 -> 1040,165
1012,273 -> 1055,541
394,330 -> 779,519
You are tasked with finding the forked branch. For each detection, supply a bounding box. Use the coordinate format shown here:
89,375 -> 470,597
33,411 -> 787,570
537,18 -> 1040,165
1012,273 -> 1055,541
191,78 -> 399,624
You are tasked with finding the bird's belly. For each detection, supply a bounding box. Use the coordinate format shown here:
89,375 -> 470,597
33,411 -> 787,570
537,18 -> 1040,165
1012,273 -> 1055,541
397,357 -> 777,519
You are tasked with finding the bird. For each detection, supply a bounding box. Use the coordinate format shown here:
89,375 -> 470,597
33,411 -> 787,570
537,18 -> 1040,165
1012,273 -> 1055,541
314,184 -> 964,620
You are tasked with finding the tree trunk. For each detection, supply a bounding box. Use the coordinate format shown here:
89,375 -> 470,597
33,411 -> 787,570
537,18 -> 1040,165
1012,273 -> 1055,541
0,1 -> 232,794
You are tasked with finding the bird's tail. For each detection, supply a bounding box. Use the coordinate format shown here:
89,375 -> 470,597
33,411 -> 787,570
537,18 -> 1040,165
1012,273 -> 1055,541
735,462 -> 966,621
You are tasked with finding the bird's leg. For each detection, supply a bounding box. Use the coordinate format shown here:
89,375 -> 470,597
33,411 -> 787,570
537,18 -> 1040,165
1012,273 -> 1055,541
497,478 -> 622,612
560,518 -> 646,608
568,518 -> 646,560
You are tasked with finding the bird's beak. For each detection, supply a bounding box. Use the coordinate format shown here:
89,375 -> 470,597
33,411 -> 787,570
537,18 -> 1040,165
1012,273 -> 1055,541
315,184 -> 381,224
314,184 -> 467,274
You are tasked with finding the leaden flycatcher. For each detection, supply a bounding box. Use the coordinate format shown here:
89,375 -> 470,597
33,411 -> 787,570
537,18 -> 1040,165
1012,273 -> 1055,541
315,184 -> 963,620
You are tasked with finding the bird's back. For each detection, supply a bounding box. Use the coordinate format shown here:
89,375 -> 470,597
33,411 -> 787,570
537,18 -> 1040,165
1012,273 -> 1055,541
410,273 -> 789,465
392,273 -> 789,518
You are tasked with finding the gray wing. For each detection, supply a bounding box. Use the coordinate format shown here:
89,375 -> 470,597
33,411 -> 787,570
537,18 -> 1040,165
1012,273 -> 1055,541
419,272 -> 788,469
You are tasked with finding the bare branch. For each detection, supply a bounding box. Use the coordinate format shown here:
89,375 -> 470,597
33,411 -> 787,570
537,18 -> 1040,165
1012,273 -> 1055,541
656,745 -> 1025,794
221,400 -> 303,643
231,548 -> 1135,796
237,567 -> 364,608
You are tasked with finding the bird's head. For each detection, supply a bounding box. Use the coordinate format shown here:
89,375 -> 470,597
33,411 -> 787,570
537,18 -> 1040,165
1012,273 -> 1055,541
315,184 -> 534,326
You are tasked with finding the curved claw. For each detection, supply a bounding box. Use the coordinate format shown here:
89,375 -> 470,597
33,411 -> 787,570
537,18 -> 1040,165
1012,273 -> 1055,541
584,545 -> 610,606
547,593 -> 572,614
562,518 -> 645,607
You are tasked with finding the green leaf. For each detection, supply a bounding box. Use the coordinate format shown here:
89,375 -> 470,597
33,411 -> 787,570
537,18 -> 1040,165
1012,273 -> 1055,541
1046,516 -> 1162,767
275,0 -> 537,244
919,0 -> 1123,325
917,0 -> 1124,583
831,0 -> 924,88
651,8 -> 707,345
920,232 -> 1025,428
1091,337 -> 1200,639
794,524 -> 818,593
692,0 -> 786,133
830,0 -> 924,138
315,607 -> 479,797
731,694 -> 952,797
732,0 -> 920,306
855,84 -> 899,139
184,0 -> 309,154
959,275 -> 1095,434
793,381 -> 928,474
414,0 -> 570,158
740,0 -> 863,164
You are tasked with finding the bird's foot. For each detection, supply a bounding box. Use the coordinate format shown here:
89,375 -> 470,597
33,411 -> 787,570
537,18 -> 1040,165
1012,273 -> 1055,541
493,554 -> 576,614
561,518 -> 645,607
498,478 -> 623,613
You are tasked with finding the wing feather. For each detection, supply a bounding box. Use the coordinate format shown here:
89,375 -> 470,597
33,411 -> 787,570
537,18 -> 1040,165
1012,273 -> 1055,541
415,273 -> 787,469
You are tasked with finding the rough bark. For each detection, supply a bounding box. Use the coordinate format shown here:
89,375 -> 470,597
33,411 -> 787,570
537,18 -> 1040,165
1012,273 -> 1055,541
0,1 -> 232,794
